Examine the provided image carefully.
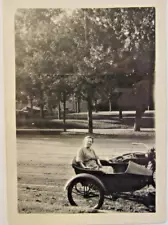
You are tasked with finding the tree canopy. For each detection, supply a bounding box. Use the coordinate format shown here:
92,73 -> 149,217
15,7 -> 155,130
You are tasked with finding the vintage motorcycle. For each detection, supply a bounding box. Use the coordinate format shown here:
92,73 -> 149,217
65,143 -> 156,209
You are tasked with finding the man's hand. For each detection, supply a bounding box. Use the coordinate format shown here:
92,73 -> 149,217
84,166 -> 90,169
99,164 -> 103,168
79,162 -> 87,169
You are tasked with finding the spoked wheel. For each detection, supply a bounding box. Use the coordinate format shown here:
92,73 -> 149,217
67,177 -> 104,209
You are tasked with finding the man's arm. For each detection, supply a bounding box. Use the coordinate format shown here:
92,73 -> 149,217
92,148 -> 102,168
76,148 -> 87,168
79,161 -> 87,169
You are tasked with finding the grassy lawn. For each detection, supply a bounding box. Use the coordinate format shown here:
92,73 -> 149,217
16,111 -> 155,129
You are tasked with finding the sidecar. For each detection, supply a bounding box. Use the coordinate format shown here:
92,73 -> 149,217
65,159 -> 155,209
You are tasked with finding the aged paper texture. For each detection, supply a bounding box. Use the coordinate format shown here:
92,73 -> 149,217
3,0 -> 167,224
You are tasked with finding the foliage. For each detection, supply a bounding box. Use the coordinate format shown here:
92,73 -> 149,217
15,8 -> 155,130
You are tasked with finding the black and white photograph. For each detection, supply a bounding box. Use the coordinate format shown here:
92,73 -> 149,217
14,7 -> 158,215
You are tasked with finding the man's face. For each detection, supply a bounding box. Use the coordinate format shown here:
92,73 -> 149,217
85,137 -> 93,148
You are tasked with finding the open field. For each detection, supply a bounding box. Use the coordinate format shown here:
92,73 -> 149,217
17,136 -> 155,213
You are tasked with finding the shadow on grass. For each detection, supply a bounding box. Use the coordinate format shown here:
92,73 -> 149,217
66,112 -> 155,120
120,118 -> 155,128
16,117 -> 155,129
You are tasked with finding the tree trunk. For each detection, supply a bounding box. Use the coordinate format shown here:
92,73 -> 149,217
149,75 -> 154,110
40,104 -> 44,118
47,105 -> 52,116
63,92 -> 66,132
30,97 -> 33,117
27,96 -> 33,117
39,90 -> 44,118
77,97 -> 81,113
75,101 -> 77,113
134,109 -> 144,131
119,109 -> 123,120
87,95 -> 93,134
109,99 -> 112,111
58,102 -> 61,120
94,99 -> 98,113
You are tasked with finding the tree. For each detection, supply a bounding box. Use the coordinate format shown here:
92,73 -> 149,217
51,75 -> 73,131
78,6 -> 154,132
15,9 -> 71,119
15,8 -> 155,132
133,80 -> 150,131
62,8 -> 155,132
71,8 -> 154,132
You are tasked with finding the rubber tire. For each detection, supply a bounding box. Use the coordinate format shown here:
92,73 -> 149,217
67,177 -> 105,209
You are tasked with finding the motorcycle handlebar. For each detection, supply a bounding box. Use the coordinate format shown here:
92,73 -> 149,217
132,143 -> 155,152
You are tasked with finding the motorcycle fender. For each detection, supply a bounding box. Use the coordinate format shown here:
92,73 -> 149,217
64,173 -> 106,192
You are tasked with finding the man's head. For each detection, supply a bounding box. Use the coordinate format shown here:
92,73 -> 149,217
83,136 -> 94,148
